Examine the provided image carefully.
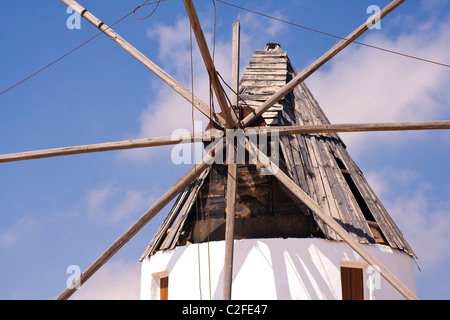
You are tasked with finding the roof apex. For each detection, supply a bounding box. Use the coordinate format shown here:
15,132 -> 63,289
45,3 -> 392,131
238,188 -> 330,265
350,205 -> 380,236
264,42 -> 282,51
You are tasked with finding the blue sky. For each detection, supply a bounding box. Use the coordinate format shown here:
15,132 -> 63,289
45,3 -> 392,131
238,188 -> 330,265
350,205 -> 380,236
0,0 -> 449,300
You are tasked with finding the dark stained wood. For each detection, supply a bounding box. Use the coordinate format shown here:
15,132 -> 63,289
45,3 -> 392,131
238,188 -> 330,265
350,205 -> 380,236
341,267 -> 364,300
192,215 -> 314,243
160,277 -> 169,300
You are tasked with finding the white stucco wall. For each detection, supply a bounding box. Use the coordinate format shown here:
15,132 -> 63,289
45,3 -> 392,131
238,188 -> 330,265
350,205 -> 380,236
140,238 -> 416,300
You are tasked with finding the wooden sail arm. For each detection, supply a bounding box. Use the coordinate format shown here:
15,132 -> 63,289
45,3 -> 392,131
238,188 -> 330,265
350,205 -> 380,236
223,18 -> 240,300
60,0 -> 226,128
231,18 -> 240,113
183,0 -> 239,129
240,0 -> 406,127
0,130 -> 223,163
56,137 -> 225,300
223,161 -> 237,300
1,121 -> 449,163
249,140 -> 418,300
246,120 -> 450,136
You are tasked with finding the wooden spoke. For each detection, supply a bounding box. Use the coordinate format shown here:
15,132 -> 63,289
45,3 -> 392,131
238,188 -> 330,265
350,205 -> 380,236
223,18 -> 240,301
0,130 -> 223,163
231,18 -> 240,114
249,140 -> 418,300
2,121 -> 449,164
4,0 -> 435,302
56,137 -> 225,300
240,0 -> 406,127
246,120 -> 450,136
183,0 -> 239,128
60,0 -> 226,128
223,161 -> 237,300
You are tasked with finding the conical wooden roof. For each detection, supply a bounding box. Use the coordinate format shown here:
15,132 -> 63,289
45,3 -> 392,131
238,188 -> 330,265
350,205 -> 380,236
140,43 -> 415,261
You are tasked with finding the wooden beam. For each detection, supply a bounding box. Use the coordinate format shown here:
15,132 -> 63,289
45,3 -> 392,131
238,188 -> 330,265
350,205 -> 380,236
251,141 -> 418,300
245,120 -> 450,136
0,130 -> 223,163
223,19 -> 240,300
231,18 -> 240,113
240,0 -> 406,127
2,120 -> 449,164
56,138 -> 225,300
223,161 -> 237,300
60,0 -> 226,128
183,0 -> 238,128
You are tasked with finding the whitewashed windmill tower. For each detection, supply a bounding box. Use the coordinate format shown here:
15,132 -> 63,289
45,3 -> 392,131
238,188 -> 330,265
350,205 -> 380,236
5,0 -> 450,300
138,40 -> 417,300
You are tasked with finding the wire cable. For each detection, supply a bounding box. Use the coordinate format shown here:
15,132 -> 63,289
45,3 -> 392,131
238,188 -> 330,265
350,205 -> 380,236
133,0 -> 163,20
3,0 -> 447,99
216,0 -> 450,69
0,0 -> 167,98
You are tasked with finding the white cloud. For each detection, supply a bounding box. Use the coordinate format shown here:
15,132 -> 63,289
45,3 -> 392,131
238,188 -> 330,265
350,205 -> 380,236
71,259 -> 141,300
239,10 -> 287,40
307,15 -> 450,152
390,187 -> 450,268
366,168 -> 450,268
421,0 -> 448,12
0,216 -> 37,247
85,184 -> 155,224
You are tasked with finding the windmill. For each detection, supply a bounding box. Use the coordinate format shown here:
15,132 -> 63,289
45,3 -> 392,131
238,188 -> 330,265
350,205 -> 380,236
2,0 -> 449,300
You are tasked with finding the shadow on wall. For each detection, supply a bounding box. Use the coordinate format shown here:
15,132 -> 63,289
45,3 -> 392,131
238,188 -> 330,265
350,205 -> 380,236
156,238 -> 341,300
143,238 -> 414,300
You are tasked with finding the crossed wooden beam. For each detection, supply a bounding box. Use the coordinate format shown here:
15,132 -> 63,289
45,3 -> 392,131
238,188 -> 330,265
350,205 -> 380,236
6,0 -> 448,300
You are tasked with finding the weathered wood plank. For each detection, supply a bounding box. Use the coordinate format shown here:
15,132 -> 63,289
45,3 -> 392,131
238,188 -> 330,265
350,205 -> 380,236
241,87 -> 284,95
247,62 -> 288,69
164,169 -> 210,250
241,74 -> 287,81
332,141 -> 416,256
309,136 -> 346,241
318,138 -> 374,243
140,183 -> 192,259
255,143 -> 418,300
243,69 -> 287,75
239,80 -> 287,87
249,55 -> 288,62
244,121 -> 450,137
252,50 -> 287,57
303,134 -> 340,241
